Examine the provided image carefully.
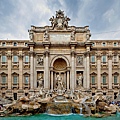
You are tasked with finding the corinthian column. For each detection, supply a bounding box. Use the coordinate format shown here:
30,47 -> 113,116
30,51 -> 34,89
7,50 -> 12,90
67,70 -> 70,90
86,52 -> 90,89
83,55 -> 87,88
108,55 -> 112,89
19,51 -> 23,89
97,55 -> 101,89
51,70 -> 53,90
44,51 -> 49,89
71,51 -> 75,90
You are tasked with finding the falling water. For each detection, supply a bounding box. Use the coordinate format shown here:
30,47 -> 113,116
80,107 -> 83,115
82,103 -> 91,116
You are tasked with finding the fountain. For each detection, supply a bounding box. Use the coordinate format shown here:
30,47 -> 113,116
80,107 -> 83,115
0,80 -> 120,117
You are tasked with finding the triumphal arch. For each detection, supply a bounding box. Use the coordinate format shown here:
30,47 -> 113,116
28,10 -> 92,92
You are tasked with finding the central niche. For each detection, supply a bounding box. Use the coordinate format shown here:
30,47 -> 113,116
53,58 -> 67,70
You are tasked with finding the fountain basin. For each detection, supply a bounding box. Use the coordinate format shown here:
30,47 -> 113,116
47,102 -> 72,114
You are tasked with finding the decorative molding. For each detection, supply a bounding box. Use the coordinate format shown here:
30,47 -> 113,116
18,54 -> 23,59
71,51 -> 76,56
108,55 -> 113,60
7,54 -> 12,60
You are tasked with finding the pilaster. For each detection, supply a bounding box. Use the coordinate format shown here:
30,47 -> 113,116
7,50 -> 12,90
67,68 -> 70,90
86,52 -> 90,89
30,51 -> 34,90
43,42 -> 50,90
18,51 -> 23,90
44,50 -> 50,89
96,54 -> 101,90
51,70 -> 53,90
108,54 -> 112,90
70,42 -> 77,90
83,54 -> 87,88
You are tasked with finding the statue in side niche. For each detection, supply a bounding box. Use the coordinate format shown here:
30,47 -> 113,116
38,73 -> 44,88
77,73 -> 83,87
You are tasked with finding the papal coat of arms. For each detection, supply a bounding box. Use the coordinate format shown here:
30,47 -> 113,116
49,10 -> 70,30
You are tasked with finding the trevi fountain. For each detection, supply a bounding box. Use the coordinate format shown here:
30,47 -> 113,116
0,74 -> 120,120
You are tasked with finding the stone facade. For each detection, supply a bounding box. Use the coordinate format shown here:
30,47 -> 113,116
0,10 -> 119,100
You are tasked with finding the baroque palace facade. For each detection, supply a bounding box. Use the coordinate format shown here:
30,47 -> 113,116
0,10 -> 120,100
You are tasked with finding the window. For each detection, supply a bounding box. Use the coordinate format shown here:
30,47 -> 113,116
1,55 -> 7,63
2,76 -> 6,84
13,76 -> 18,84
13,56 -> 18,63
92,43 -> 95,46
91,76 -> 95,84
2,42 -> 6,46
25,43 -> 28,46
102,76 -> 106,84
114,76 -> 117,84
13,42 -> 17,46
102,55 -> 106,63
114,42 -> 117,46
91,55 -> 95,63
102,42 -> 106,46
24,76 -> 29,84
25,56 -> 29,63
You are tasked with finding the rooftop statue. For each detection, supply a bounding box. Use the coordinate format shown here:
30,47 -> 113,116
49,10 -> 70,30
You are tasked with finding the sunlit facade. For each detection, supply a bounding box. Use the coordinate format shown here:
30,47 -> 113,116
0,10 -> 119,100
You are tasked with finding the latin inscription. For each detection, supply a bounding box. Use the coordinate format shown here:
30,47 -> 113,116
50,34 -> 70,43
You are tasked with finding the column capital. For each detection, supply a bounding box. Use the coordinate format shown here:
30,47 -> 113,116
96,54 -> 101,60
67,67 -> 70,71
7,54 -> 12,60
84,52 -> 90,57
18,54 -> 23,59
108,55 -> 113,60
44,51 -> 50,56
29,51 -> 36,56
71,51 -> 76,56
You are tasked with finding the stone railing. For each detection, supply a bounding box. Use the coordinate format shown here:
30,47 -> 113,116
112,83 -> 119,88
0,83 -> 8,89
101,83 -> 108,88
90,83 -> 97,88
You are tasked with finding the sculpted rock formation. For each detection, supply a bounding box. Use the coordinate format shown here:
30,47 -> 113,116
0,89 -> 120,117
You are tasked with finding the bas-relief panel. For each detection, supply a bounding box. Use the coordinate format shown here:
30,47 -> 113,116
35,33 -> 43,42
50,33 -> 70,43
76,33 -> 83,42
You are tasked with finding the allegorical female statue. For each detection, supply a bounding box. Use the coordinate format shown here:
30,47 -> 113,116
77,73 -> 83,87
38,73 -> 44,88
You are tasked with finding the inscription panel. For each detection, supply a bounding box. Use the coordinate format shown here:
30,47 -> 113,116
50,34 -> 70,43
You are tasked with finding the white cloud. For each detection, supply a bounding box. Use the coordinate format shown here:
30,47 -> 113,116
103,9 -> 115,23
0,0 -> 120,40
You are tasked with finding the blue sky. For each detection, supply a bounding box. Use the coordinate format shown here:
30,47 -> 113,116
0,0 -> 120,40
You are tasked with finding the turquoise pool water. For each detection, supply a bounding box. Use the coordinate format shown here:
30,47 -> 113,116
0,113 -> 120,120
